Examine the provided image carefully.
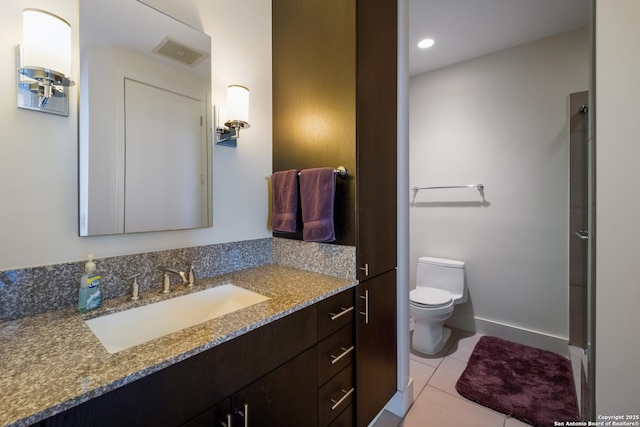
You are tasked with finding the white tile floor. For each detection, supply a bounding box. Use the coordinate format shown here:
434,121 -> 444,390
373,328 -> 534,427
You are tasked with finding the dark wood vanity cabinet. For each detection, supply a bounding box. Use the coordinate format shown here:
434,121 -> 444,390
184,347 -> 317,427
355,270 -> 397,427
42,306 -> 318,427
273,0 -> 398,425
182,398 -> 231,427
183,288 -> 359,427
39,291 -> 362,427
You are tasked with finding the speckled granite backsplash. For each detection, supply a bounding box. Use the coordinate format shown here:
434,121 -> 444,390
0,238 -> 357,323
0,238 -> 272,322
272,237 -> 356,279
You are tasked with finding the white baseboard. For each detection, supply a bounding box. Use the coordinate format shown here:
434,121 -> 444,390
384,377 -> 414,418
446,315 -> 569,356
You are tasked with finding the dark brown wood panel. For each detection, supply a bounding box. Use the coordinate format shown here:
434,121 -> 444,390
355,270 -> 397,427
327,403 -> 354,427
181,398 -> 232,427
272,0 -> 357,245
233,347 -> 318,427
355,0 -> 398,280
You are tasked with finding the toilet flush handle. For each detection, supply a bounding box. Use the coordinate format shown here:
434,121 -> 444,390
574,230 -> 589,240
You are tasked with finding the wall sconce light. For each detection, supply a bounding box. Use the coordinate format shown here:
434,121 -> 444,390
214,85 -> 251,147
17,9 -> 75,116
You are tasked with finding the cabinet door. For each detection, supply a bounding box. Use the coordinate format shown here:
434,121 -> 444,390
232,347 -> 318,427
42,351 -> 217,427
355,0 -> 398,280
355,271 -> 397,427
182,399 -> 232,427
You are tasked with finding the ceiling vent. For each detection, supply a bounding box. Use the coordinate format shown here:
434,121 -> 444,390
152,38 -> 207,67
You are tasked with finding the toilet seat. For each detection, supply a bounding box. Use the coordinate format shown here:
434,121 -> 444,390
410,287 -> 453,308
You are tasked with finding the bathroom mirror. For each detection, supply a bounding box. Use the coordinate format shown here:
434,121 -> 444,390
78,0 -> 212,236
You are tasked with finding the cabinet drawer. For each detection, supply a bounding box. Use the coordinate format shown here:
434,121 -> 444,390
328,403 -> 353,427
318,324 -> 354,386
318,289 -> 355,340
318,364 -> 354,427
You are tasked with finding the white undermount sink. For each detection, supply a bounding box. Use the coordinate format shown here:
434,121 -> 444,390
85,284 -> 270,354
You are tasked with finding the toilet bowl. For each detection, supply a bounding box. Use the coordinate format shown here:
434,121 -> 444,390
410,257 -> 466,355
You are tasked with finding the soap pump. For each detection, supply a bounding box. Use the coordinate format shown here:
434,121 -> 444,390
78,254 -> 102,312
128,273 -> 141,301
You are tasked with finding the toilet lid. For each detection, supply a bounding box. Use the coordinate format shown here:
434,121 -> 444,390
410,287 -> 453,307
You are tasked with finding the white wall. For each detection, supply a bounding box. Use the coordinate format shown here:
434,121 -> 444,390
594,0 -> 640,415
409,27 -> 589,352
0,0 -> 272,270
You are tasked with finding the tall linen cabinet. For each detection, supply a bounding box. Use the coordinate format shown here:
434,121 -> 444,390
272,0 -> 398,426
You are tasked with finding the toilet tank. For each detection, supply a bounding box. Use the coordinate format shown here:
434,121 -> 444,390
416,256 -> 466,303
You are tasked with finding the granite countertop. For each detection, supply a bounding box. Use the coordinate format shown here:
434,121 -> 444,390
0,264 -> 357,427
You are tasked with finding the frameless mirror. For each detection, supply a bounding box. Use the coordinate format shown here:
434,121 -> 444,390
78,0 -> 212,236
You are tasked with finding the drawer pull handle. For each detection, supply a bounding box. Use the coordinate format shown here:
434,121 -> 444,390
359,290 -> 369,324
330,346 -> 354,364
329,306 -> 354,321
360,263 -> 369,276
330,387 -> 355,411
236,403 -> 248,427
222,413 -> 232,427
243,403 -> 248,427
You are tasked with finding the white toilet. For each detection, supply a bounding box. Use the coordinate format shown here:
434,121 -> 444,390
410,256 -> 466,355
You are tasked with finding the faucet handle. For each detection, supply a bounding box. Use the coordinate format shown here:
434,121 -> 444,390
127,273 -> 141,301
188,264 -> 195,287
160,271 -> 171,294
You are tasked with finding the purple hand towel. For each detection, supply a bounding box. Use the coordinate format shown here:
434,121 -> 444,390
300,167 -> 336,242
271,169 -> 299,233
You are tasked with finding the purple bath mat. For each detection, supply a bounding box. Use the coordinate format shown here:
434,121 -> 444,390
455,336 -> 578,427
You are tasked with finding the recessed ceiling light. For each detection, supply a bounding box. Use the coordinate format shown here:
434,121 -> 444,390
418,38 -> 434,49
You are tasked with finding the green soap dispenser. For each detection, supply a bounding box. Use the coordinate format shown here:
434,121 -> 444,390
78,254 -> 102,312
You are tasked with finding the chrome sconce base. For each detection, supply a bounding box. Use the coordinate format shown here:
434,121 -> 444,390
16,46 -> 75,116
214,105 -> 251,147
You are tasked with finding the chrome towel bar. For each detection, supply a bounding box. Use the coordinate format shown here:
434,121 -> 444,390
268,166 -> 348,178
412,183 -> 484,193
297,166 -> 347,177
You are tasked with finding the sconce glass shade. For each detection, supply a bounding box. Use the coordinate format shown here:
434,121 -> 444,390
22,9 -> 72,77
226,85 -> 250,127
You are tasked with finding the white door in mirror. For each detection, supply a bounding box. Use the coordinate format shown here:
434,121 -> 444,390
124,78 -> 207,233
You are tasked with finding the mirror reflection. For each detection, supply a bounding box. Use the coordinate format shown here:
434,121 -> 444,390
78,0 -> 212,236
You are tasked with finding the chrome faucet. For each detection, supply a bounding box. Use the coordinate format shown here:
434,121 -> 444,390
158,267 -> 188,294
